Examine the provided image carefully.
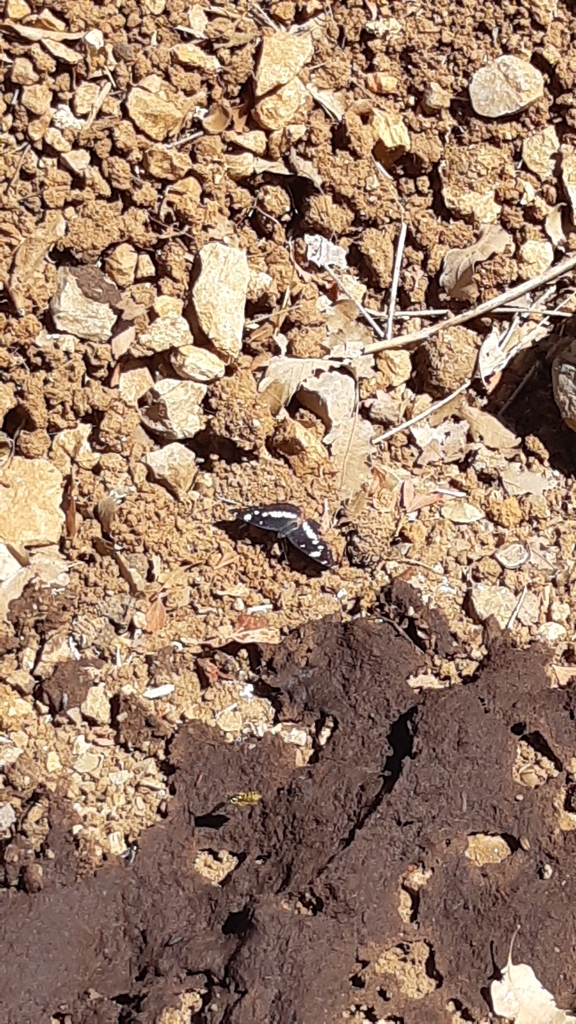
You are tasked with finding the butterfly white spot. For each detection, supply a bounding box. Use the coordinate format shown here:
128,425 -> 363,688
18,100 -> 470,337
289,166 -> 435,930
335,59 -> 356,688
243,512 -> 253,521
301,521 -> 318,540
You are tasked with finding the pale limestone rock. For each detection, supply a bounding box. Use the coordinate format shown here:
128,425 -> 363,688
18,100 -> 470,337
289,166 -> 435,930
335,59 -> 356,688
60,148 -> 91,175
140,379 -> 206,440
44,126 -> 71,153
126,74 -> 192,142
254,77 -> 309,132
50,267 -> 116,342
371,108 -> 410,166
255,31 -> 314,97
224,152 -> 254,180
522,125 -> 559,178
223,130 -> 267,155
469,56 -> 544,118
81,684 -> 110,725
51,423 -> 98,474
144,442 -> 197,498
366,73 -> 399,95
0,457 -> 63,547
376,348 -> 412,387
6,0 -> 31,18
143,147 -> 192,181
0,383 -> 17,424
73,82 -> 100,117
11,57 -> 38,86
21,83 -> 52,115
5,669 -> 35,696
169,345 -> 226,383
422,81 -> 451,112
104,243 -> 138,287
136,253 -> 155,280
172,42 -> 220,71
138,314 -> 193,355
192,243 -> 249,360
518,239 -> 554,279
154,295 -> 183,317
470,584 -> 517,630
0,803 -> 16,835
118,365 -> 154,407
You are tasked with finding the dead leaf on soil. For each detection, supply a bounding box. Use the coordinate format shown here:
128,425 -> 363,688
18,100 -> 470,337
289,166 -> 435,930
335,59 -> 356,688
331,414 -> 374,502
440,224 -> 514,302
111,325 -> 136,360
546,205 -> 566,248
206,614 -> 281,647
259,356 -> 333,415
491,943 -> 576,1024
145,594 -> 167,633
307,83 -> 346,120
63,472 -> 76,540
304,233 -> 348,271
501,465 -> 556,497
460,405 -> 520,450
402,479 -> 447,514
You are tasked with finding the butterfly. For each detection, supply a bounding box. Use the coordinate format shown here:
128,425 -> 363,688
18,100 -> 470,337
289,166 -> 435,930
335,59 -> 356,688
236,502 -> 334,569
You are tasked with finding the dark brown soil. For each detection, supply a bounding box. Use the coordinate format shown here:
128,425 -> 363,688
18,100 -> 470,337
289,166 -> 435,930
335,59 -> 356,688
2,609 -> 576,1024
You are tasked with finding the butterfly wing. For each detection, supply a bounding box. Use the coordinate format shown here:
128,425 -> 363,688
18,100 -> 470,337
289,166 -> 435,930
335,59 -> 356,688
237,503 -> 302,535
286,519 -> 334,569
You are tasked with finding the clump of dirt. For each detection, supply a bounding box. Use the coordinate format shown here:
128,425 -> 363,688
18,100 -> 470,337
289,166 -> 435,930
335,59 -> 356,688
1,611 -> 576,1024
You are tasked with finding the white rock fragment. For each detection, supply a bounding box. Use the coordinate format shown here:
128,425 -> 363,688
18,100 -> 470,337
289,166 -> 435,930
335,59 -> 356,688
0,803 -> 16,834
126,74 -> 193,142
139,314 -> 194,355
140,379 -> 206,440
60,148 -> 91,174
254,77 -> 309,132
143,683 -> 175,699
522,125 -> 559,178
470,584 -> 517,630
537,622 -> 567,642
192,243 -> 249,361
469,56 -> 544,118
442,500 -> 484,524
81,684 -> 110,725
255,30 -> 314,97
0,457 -> 63,547
518,239 -> 554,279
50,267 -> 116,342
144,442 -> 197,498
118,365 -> 154,407
495,543 -> 529,570
169,345 -> 226,383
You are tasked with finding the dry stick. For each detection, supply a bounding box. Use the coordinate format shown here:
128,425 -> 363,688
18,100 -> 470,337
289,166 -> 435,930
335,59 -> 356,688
506,586 -> 527,632
374,379 -> 471,444
386,220 -> 407,341
364,253 -> 576,354
323,266 -> 386,339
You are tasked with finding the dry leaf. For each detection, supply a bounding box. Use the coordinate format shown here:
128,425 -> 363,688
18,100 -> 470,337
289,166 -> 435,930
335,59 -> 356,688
1,19 -> 84,41
460,405 -> 520,450
441,499 -> 483,523
145,594 -> 167,633
97,495 -> 118,534
545,205 -> 565,248
501,465 -> 556,497
259,356 -> 333,415
440,225 -> 513,302
288,148 -> 323,186
307,83 -> 346,120
331,415 -> 374,502
206,614 -> 281,647
402,479 -> 446,514
491,945 -> 576,1024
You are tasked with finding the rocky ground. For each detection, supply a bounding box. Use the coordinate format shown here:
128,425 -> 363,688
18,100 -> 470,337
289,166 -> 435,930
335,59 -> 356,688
1,0 -> 576,1022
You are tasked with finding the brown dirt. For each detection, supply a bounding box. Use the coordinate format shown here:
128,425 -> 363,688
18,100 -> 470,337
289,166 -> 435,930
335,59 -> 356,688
2,0 -> 576,1020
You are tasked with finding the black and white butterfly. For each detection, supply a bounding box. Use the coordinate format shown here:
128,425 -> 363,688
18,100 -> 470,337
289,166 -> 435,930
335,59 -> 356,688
237,503 -> 334,569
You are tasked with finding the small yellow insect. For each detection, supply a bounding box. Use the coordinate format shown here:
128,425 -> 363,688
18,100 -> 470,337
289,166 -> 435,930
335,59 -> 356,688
228,791 -> 261,806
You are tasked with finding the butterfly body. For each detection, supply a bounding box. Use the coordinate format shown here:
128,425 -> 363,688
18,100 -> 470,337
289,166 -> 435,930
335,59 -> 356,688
237,503 -> 334,569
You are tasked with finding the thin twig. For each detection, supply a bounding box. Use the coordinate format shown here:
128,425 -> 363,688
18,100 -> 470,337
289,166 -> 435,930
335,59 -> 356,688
364,253 -> 576,354
506,586 -> 527,632
498,361 -> 538,416
386,220 -> 407,341
377,306 -> 572,320
7,143 -> 30,190
323,266 -> 385,339
374,379 -> 471,444
164,130 -> 203,149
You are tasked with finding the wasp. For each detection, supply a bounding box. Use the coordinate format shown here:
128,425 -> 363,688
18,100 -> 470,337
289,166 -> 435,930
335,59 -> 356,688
228,791 -> 261,806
